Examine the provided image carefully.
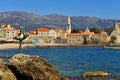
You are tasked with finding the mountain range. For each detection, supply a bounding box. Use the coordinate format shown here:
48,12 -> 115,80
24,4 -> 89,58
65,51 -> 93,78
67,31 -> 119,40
0,11 -> 119,31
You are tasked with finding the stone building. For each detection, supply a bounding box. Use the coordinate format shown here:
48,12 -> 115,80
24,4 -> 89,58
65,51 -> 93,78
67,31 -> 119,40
110,22 -> 120,44
28,27 -> 68,43
0,24 -> 18,42
67,30 -> 94,45
91,32 -> 109,44
67,27 -> 109,45
28,16 -> 71,43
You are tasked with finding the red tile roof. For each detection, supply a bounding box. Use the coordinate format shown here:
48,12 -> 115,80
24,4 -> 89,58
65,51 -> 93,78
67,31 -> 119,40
37,28 -> 49,32
67,32 -> 94,36
54,29 -> 67,34
54,29 -> 60,33
29,30 -> 37,35
92,34 -> 108,37
14,29 -> 20,34
3,28 -> 14,30
61,30 -> 66,34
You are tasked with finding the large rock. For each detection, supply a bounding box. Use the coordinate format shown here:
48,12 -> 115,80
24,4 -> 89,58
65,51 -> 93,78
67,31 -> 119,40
82,71 -> 109,77
0,58 -> 16,80
7,54 -> 61,80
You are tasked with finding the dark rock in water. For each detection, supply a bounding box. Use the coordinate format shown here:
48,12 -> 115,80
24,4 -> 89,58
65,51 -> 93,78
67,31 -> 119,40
0,58 -> 16,80
7,54 -> 61,80
68,75 -> 120,80
82,71 -> 109,77
77,71 -> 120,80
81,75 -> 120,80
6,54 -> 120,80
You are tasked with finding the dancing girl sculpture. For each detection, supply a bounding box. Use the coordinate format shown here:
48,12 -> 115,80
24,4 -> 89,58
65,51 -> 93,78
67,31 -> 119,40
13,26 -> 28,53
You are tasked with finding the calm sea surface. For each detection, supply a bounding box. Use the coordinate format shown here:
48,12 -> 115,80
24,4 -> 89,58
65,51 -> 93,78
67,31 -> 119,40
0,46 -> 120,77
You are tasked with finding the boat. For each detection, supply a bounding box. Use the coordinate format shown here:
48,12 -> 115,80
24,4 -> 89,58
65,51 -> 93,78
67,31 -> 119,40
31,40 -> 40,44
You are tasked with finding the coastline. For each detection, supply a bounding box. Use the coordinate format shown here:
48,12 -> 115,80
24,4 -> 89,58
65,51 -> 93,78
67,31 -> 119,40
0,43 -> 68,50
0,43 -> 104,50
1,44 -> 120,80
0,43 -> 19,50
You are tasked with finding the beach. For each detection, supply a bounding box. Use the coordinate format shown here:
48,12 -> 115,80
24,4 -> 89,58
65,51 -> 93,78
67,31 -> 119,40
0,43 -> 105,50
0,43 -> 69,50
0,43 -> 19,50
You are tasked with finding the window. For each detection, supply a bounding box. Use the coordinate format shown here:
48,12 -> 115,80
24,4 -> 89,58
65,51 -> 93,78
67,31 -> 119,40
7,31 -> 9,33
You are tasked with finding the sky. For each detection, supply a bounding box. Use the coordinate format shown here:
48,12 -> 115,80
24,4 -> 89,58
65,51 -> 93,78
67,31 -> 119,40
0,0 -> 120,19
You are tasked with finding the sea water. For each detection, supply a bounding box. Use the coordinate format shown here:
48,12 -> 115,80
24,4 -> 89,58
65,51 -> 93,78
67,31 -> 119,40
0,46 -> 120,77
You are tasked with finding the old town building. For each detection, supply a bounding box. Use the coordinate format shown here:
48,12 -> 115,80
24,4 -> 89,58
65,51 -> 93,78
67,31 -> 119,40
67,28 -> 109,45
67,28 -> 94,45
110,22 -> 120,44
0,24 -> 18,42
0,17 -> 110,45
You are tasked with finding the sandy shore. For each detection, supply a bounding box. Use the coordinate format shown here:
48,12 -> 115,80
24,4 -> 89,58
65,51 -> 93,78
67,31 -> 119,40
0,43 -> 69,50
0,43 -> 103,50
0,43 -> 19,50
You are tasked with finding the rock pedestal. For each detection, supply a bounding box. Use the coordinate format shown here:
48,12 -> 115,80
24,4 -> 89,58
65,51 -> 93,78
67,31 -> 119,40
0,58 -> 16,80
7,54 -> 61,80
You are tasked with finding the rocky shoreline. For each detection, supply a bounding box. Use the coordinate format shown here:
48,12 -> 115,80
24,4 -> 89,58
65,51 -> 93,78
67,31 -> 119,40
0,54 -> 120,80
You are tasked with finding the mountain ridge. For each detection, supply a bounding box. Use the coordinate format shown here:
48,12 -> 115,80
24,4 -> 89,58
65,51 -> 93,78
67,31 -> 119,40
0,11 -> 119,31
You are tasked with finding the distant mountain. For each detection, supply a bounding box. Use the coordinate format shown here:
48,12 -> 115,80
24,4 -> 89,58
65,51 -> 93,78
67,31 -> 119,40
0,11 -> 119,31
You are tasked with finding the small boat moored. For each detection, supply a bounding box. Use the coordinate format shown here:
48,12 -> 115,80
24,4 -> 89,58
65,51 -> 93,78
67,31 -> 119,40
31,40 -> 40,44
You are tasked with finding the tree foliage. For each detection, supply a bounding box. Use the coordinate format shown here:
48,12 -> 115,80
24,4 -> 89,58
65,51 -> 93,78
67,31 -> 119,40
90,27 -> 100,33
71,28 -> 80,33
110,36 -> 117,43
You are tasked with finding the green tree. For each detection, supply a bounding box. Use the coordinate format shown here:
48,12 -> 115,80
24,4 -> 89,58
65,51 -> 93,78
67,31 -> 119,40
71,28 -> 80,33
90,27 -> 100,33
110,36 -> 117,44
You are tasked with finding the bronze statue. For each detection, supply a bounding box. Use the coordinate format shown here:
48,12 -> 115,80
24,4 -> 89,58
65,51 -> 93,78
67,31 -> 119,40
13,28 -> 28,52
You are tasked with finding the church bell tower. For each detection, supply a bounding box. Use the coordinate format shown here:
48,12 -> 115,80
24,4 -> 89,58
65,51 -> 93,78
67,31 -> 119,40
67,16 -> 71,33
